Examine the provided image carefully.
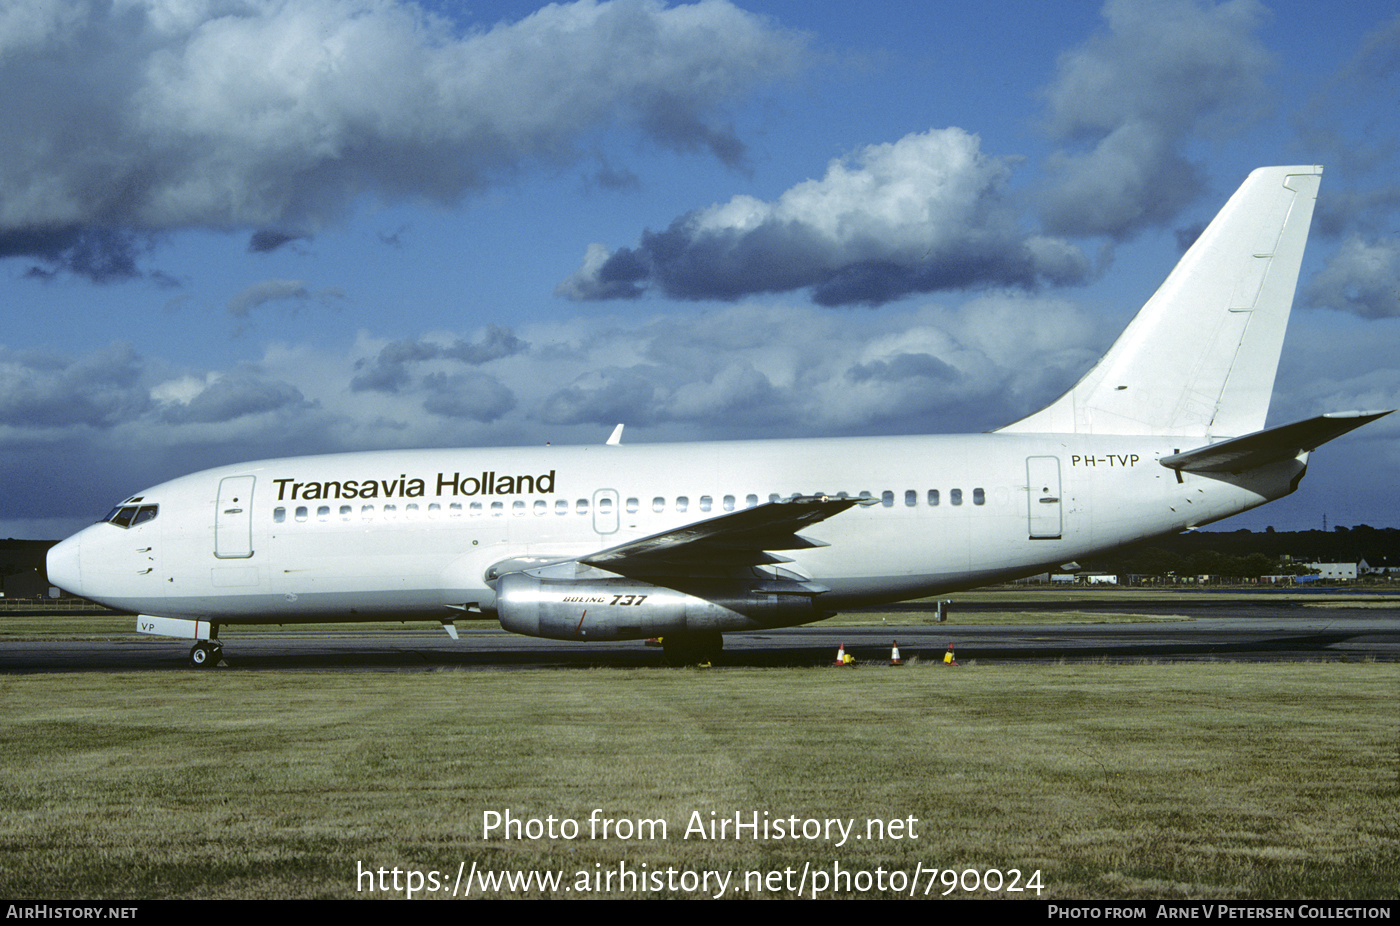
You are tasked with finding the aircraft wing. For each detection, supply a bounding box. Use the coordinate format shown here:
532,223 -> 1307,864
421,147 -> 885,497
579,494 -> 870,573
1160,410 -> 1392,474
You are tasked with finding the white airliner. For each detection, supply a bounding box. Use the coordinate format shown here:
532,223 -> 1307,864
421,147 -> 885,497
46,166 -> 1391,666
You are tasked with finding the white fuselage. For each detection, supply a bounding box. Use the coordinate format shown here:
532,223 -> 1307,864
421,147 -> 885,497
45,431 -> 1302,626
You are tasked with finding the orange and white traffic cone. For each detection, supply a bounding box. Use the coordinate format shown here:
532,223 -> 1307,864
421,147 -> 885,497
943,644 -> 958,666
833,643 -> 848,666
890,640 -> 902,666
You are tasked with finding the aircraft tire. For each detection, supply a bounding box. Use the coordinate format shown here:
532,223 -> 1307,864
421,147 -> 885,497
189,642 -> 218,669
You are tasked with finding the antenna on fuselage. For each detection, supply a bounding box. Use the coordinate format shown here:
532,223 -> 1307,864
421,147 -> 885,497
606,423 -> 624,446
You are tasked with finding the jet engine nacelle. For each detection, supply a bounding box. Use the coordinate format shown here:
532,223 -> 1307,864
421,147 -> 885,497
494,571 -> 825,641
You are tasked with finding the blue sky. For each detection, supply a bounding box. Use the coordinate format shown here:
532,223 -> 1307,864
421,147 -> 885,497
2,0 -> 1398,540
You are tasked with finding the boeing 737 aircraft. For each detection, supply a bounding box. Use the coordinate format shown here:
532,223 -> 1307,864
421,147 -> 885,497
46,166 -> 1391,666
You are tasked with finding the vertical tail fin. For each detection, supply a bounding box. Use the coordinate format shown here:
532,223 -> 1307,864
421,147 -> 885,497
999,166 -> 1322,438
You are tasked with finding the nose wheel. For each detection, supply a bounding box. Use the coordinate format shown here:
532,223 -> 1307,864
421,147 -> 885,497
189,641 -> 223,668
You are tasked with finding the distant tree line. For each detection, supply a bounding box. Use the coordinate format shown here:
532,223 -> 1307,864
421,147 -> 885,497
0,540 -> 53,580
1086,548 -> 1305,578
1082,525 -> 1400,577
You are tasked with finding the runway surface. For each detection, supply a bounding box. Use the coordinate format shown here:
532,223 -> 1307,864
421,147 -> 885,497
2,598 -> 1397,670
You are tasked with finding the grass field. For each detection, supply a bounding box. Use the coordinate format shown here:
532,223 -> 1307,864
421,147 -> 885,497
0,663 -> 1395,899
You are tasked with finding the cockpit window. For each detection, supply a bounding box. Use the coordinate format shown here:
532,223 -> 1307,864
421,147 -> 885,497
102,504 -> 157,528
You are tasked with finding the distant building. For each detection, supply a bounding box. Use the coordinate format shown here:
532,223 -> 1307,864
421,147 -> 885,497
1304,562 -> 1358,581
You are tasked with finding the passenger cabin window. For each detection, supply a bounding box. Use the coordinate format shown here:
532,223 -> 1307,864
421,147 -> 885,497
905,490 -> 917,507
652,497 -> 665,513
274,507 -> 286,523
973,488 -> 985,506
928,490 -> 940,506
950,489 -> 962,506
881,490 -> 894,508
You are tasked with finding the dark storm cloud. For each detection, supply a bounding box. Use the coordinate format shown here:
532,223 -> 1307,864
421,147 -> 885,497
0,0 -> 806,280
248,230 -> 310,253
0,227 -> 153,283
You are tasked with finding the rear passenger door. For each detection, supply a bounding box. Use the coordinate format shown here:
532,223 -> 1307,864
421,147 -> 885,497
1026,457 -> 1062,539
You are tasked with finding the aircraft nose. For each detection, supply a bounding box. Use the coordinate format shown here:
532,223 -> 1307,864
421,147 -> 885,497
46,534 -> 83,596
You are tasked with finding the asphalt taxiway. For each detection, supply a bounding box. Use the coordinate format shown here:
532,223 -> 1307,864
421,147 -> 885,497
1,600 -> 1396,671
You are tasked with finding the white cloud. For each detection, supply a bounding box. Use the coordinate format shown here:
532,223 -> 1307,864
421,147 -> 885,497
1037,0 -> 1273,238
0,0 -> 806,278
559,128 -> 1091,305
1304,236 -> 1400,319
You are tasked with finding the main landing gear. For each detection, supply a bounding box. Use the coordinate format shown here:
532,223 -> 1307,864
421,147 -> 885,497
189,640 -> 223,668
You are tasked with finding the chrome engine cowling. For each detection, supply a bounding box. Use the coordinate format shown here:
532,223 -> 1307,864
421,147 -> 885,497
494,568 -> 828,641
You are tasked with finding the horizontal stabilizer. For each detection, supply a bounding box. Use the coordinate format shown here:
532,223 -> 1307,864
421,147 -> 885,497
1160,410 -> 1392,474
